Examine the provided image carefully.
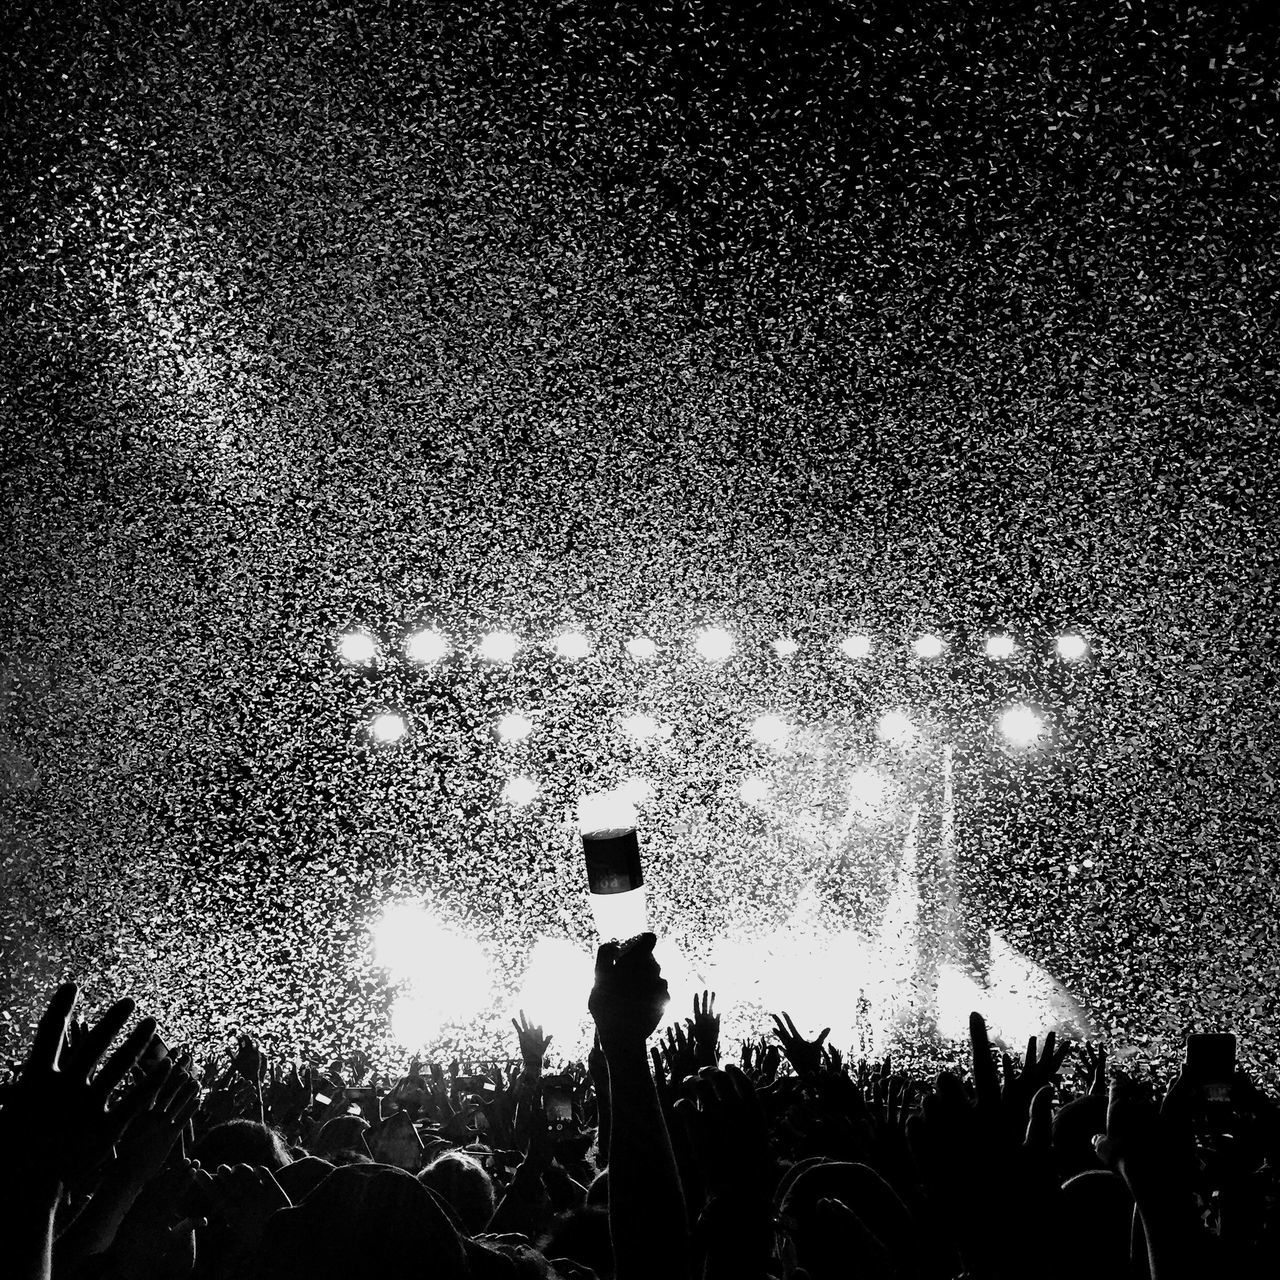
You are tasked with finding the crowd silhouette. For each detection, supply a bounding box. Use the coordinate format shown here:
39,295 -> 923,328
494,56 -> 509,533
2,936 -> 1277,1279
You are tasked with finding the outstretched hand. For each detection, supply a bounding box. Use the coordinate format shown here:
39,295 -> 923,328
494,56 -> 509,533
771,1011 -> 831,1080
588,933 -> 669,1053
0,983 -> 168,1195
512,1010 -> 553,1071
690,990 -> 720,1069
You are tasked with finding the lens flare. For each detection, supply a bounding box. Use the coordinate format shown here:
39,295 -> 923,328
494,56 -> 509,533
875,710 -> 915,745
913,634 -> 944,659
1000,703 -> 1044,746
496,712 -> 533,743
621,712 -> 661,741
502,775 -> 538,806
553,631 -> 590,660
405,629 -> 450,663
840,634 -> 872,659
694,627 -> 735,661
984,634 -> 1015,659
750,714 -> 790,747
370,712 -> 407,743
738,774 -> 770,805
338,631 -> 376,665
626,636 -> 657,660
479,631 -> 519,662
772,637 -> 798,657
1056,633 -> 1088,660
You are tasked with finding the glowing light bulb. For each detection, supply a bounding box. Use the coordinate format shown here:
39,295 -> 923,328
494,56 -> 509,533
497,712 -> 533,743
479,631 -> 519,662
1056,634 -> 1088,661
739,775 -> 770,805
913,634 -> 944,659
750,714 -> 790,746
875,710 -> 915,745
626,636 -> 658,660
694,627 -> 735,662
553,631 -> 590,660
621,712 -> 661,741
985,634 -> 1015,659
1000,703 -> 1044,746
502,775 -> 538,806
847,768 -> 887,810
405,628 -> 450,664
338,631 -> 376,666
370,712 -> 407,743
772,637 -> 798,658
840,634 -> 872,659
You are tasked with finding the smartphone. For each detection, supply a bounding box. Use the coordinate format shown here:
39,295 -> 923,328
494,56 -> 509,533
1185,1033 -> 1235,1106
544,1081 -> 574,1135
343,1086 -> 382,1122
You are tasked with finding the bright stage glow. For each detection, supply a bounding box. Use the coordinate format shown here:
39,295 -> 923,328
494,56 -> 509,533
496,712 -> 533,743
875,710 -> 916,745
553,631 -> 590,660
772,637 -> 798,658
750,714 -> 790,747
618,775 -> 653,806
370,712 -> 407,743
626,636 -> 657,660
847,768 -> 887,811
516,937 -> 594,1053
694,627 -> 735,661
840,634 -> 872,659
502,775 -> 538,806
405,628 -> 450,664
1000,703 -> 1044,746
913,634 -> 944,659
478,631 -> 519,662
373,901 -> 434,976
620,712 -> 661,741
1056,633 -> 1088,660
738,774 -> 770,805
382,921 -> 492,1045
338,631 -> 376,666
985,634 -> 1015,659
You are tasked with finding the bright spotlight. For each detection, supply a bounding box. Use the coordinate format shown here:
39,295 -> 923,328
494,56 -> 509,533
985,634 -> 1015,659
338,631 -> 377,666
381,926 -> 491,1041
840,634 -> 872,659
405,628 -> 450,664
772,637 -> 798,658
372,902 -> 434,976
370,712 -> 407,743
618,775 -> 654,806
621,712 -> 661,741
478,631 -> 519,663
502,775 -> 538,806
875,710 -> 915,745
1056,633 -> 1088,661
694,627 -> 735,662
739,775 -> 770,805
750,714 -> 790,747
1000,703 -> 1044,746
847,768 -> 887,810
626,636 -> 658,660
553,631 -> 590,660
517,937 -> 594,1052
496,712 -> 533,743
913,634 -> 944,659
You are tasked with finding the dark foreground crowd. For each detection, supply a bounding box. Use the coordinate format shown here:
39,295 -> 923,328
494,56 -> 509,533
3,934 -> 1278,1280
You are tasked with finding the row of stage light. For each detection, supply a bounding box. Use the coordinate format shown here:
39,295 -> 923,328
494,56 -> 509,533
337,627 -> 1092,667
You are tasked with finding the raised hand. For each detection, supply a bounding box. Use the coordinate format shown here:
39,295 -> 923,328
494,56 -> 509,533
512,1010 -> 553,1071
771,1011 -> 831,1081
690,990 -> 720,1070
659,1020 -> 697,1088
0,984 -> 168,1193
191,1163 -> 290,1254
971,1013 -> 1070,1146
1080,1041 -> 1108,1096
114,1065 -> 202,1189
674,1065 -> 769,1202
588,933 -> 669,1052
231,1035 -> 266,1083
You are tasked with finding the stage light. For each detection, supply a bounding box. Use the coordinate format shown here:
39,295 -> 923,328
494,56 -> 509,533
621,712 -> 661,741
875,710 -> 915,745
405,628 -> 450,664
1056,633 -> 1088,660
479,631 -> 519,662
739,775 -> 770,805
618,775 -> 654,805
502,775 -> 538,806
913,634 -> 944,659
847,768 -> 887,810
750,714 -> 790,746
840,634 -> 872,659
338,631 -> 376,666
772,637 -> 798,658
985,634 -> 1015,659
381,923 -> 492,1042
517,938 -> 594,1053
370,712 -> 407,743
626,636 -> 657,660
553,631 -> 590,660
1000,703 -> 1044,746
694,627 -> 735,661
373,901 -> 434,976
496,712 -> 533,743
